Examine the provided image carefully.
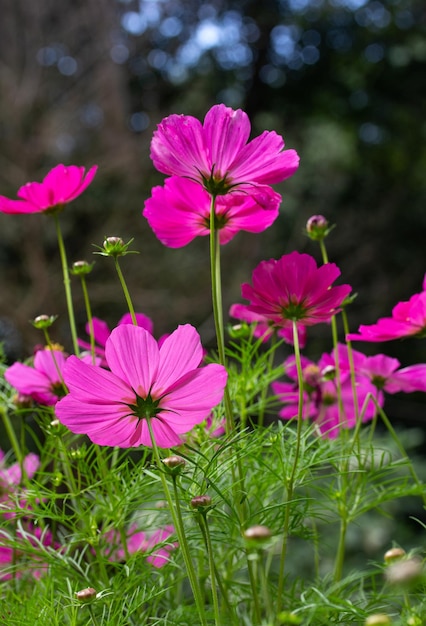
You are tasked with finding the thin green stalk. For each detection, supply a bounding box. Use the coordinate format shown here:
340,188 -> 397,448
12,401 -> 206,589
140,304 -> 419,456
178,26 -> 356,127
276,320 -> 304,614
114,258 -> 137,325
79,274 -> 96,364
146,419 -> 208,626
257,330 -> 277,428
1,406 -> 23,468
54,214 -> 79,355
198,513 -> 222,626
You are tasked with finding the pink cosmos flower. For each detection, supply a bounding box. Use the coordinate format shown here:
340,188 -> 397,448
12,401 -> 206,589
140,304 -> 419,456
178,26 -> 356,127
55,324 -> 228,448
103,524 -> 177,568
5,349 -> 69,405
240,251 -> 352,332
0,449 -> 40,519
0,164 -> 98,214
229,303 -> 307,347
330,349 -> 426,395
150,104 -> 299,198
347,274 -> 426,342
78,312 -> 154,365
143,176 -> 281,247
0,524 -> 58,580
272,349 -> 380,439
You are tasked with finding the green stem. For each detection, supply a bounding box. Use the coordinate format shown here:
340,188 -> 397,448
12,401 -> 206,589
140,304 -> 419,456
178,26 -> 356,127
146,419 -> 208,626
276,320 -> 304,613
54,214 -> 79,355
1,406 -> 23,468
79,275 -> 96,364
198,513 -> 222,626
114,258 -> 137,325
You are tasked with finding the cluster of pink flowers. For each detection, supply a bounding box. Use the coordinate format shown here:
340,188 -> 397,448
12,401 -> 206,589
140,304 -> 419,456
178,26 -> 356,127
272,345 -> 426,438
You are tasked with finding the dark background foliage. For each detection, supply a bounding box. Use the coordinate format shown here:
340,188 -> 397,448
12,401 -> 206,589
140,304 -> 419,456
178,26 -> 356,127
0,0 -> 425,397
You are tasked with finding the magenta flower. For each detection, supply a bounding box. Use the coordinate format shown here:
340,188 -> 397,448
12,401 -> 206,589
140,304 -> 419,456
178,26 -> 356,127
78,312 -> 154,365
0,164 -> 97,214
150,104 -> 299,197
55,324 -> 228,448
272,349 -> 380,439
240,251 -> 352,332
0,524 -> 58,581
143,176 -> 281,247
0,449 -> 40,519
5,349 -> 68,405
103,524 -> 177,568
347,274 -> 426,342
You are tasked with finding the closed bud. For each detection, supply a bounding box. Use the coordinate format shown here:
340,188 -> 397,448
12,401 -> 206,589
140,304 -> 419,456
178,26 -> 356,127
244,525 -> 272,542
32,314 -> 57,329
71,260 -> 95,276
162,455 -> 186,475
385,557 -> 423,586
95,236 -> 138,258
191,495 -> 213,511
228,323 -> 252,339
75,587 -> 97,603
384,547 -> 406,563
305,215 -> 334,241
365,615 -> 392,626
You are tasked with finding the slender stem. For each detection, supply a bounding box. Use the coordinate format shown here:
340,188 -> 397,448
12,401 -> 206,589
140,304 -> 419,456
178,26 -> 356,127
146,419 -> 208,626
198,513 -> 221,626
276,320 -> 304,613
54,214 -> 79,355
257,330 -> 277,428
1,406 -> 23,468
79,275 -> 96,364
114,258 -> 136,325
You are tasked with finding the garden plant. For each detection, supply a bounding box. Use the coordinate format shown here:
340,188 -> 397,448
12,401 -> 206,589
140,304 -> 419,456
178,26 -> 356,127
0,104 -> 425,625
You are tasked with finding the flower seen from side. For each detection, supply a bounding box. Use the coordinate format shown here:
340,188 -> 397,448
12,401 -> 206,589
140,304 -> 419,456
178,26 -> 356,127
0,164 -> 98,215
240,251 -> 352,333
102,524 -> 177,568
347,274 -> 426,342
55,324 -> 228,448
150,104 -> 299,197
5,348 -> 69,406
143,176 -> 281,247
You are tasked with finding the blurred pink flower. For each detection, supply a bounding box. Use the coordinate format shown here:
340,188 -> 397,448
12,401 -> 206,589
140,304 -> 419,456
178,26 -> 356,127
272,349 -> 380,439
229,303 -> 307,347
55,324 -> 228,448
0,524 -> 58,580
78,312 -> 154,366
347,274 -> 426,342
0,164 -> 97,214
143,176 -> 281,247
103,524 -> 177,568
0,449 -> 40,519
240,251 -> 351,332
150,104 -> 299,198
5,349 -> 68,405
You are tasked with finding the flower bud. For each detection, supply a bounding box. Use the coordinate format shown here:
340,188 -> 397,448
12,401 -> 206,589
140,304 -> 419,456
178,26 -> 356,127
364,615 -> 392,626
384,547 -> 406,563
190,495 -> 213,511
96,236 -> 137,258
385,557 -> 423,586
75,587 -> 97,603
243,525 -> 272,542
305,215 -> 334,241
162,455 -> 186,475
32,314 -> 57,329
228,323 -> 252,339
71,260 -> 95,276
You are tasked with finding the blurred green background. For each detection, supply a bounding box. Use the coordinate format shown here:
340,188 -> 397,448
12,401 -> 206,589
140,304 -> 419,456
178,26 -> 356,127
0,0 -> 424,385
